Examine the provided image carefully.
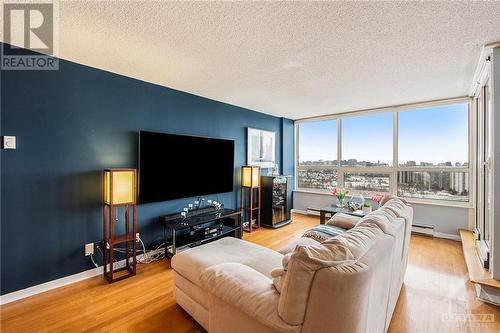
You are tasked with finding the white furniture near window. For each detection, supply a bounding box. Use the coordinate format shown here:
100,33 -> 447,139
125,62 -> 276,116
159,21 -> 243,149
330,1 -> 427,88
171,198 -> 413,333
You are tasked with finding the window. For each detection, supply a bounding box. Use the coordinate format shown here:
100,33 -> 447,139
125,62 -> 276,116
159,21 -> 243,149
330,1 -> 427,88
398,104 -> 468,167
298,167 -> 337,190
296,100 -> 471,205
297,120 -> 337,191
344,173 -> 390,195
398,103 -> 469,202
341,113 -> 393,167
397,171 -> 469,201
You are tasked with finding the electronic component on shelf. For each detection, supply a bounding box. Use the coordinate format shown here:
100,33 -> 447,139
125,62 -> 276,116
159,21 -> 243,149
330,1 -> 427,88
160,203 -> 225,223
159,209 -> 242,258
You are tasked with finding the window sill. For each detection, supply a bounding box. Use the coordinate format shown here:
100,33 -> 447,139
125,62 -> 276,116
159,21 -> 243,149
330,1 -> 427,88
293,189 -> 473,209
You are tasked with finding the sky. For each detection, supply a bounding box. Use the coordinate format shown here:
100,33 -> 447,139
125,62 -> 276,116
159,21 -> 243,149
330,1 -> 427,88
299,103 -> 469,165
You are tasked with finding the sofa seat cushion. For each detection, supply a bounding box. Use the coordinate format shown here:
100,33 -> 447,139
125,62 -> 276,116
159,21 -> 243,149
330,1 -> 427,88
174,271 -> 210,309
277,236 -> 320,255
171,237 -> 283,286
201,262 -> 301,333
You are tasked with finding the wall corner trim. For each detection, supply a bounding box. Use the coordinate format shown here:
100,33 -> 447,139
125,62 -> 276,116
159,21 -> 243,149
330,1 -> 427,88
1,266 -> 102,305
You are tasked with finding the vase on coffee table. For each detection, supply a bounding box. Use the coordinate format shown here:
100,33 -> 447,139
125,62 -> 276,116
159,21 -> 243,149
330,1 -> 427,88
331,187 -> 349,209
337,197 -> 345,208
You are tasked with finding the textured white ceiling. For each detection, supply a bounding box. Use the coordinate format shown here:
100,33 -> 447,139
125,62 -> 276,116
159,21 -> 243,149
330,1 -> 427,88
13,1 -> 500,119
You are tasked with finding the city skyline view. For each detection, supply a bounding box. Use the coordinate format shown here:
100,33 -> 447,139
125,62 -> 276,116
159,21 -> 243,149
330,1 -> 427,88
297,167 -> 469,202
300,158 -> 469,167
299,103 -> 469,166
298,103 -> 470,201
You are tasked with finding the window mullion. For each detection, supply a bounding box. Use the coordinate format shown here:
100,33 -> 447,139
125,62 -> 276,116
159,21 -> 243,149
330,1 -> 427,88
392,111 -> 398,194
337,119 -> 343,188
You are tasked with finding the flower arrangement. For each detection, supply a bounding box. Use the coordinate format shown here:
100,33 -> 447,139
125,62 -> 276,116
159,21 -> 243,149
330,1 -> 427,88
371,193 -> 385,204
331,187 -> 349,207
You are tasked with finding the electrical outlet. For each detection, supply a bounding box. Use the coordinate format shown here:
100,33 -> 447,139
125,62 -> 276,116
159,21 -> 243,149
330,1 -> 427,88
136,233 -> 140,242
85,243 -> 94,256
2,136 -> 16,150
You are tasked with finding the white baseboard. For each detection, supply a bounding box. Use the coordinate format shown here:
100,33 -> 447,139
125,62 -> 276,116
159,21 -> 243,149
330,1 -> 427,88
0,247 -> 165,305
0,266 -> 103,305
473,283 -> 500,306
291,208 -> 309,215
434,232 -> 461,241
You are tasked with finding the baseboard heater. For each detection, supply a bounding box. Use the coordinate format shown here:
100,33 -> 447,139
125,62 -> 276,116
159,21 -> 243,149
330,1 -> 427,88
412,223 -> 435,237
306,207 -> 320,216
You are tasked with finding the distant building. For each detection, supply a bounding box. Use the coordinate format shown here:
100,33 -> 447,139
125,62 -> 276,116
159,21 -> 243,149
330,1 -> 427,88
399,171 -> 430,187
450,172 -> 469,194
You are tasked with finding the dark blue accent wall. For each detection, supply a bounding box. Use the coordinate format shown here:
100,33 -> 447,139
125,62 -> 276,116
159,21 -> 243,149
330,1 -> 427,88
0,48 -> 294,294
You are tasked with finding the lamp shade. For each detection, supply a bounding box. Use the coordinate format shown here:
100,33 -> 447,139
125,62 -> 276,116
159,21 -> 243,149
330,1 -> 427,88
241,166 -> 260,188
103,169 -> 136,205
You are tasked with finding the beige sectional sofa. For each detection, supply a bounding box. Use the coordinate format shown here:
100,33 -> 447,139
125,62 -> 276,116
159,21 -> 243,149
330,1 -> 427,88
171,197 -> 413,333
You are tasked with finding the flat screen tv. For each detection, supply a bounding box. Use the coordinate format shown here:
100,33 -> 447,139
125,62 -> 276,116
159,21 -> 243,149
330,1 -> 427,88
138,131 -> 235,203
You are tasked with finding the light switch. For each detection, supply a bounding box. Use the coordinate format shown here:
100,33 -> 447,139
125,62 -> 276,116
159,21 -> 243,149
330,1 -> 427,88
2,136 -> 16,149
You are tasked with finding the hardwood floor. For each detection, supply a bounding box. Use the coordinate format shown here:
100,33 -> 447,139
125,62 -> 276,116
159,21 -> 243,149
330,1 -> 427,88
1,213 -> 499,332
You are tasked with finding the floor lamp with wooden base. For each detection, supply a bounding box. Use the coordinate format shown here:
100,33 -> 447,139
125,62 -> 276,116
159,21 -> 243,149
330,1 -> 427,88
241,166 -> 261,233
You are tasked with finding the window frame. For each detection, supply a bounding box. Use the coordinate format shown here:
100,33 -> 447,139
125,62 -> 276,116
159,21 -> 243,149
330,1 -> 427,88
294,97 -> 473,208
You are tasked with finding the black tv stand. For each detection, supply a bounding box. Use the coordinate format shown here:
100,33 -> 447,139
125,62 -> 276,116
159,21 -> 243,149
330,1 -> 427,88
160,208 -> 242,258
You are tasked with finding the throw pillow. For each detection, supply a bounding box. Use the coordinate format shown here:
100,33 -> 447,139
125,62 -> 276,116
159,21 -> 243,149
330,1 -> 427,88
271,253 -> 291,293
379,194 -> 396,207
327,213 -> 362,229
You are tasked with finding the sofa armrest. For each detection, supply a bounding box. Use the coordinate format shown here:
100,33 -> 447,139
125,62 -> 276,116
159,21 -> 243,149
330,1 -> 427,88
200,262 -> 300,332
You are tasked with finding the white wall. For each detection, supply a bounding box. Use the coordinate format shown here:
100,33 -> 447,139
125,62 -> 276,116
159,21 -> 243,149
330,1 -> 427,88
293,191 -> 468,238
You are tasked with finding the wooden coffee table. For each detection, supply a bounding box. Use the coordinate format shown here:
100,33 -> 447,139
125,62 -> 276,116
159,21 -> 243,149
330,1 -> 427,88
319,205 -> 367,224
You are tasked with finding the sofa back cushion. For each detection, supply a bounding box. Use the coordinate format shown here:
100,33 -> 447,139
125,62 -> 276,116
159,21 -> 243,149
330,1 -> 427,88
301,230 -> 394,333
277,222 -> 385,326
276,198 -> 413,329
277,241 -> 353,325
358,209 -> 399,236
